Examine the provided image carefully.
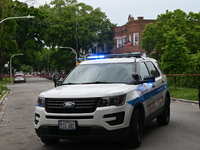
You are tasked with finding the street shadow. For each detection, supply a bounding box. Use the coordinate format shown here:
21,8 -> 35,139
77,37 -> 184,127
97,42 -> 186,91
39,140 -> 130,150
36,121 -> 162,150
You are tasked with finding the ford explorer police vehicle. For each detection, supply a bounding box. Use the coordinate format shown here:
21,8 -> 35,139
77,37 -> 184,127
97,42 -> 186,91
34,53 -> 170,148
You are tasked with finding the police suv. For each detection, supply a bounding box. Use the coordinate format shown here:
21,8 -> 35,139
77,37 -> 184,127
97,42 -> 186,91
34,53 -> 170,148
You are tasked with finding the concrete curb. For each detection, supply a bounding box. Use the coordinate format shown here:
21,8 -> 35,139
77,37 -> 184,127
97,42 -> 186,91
171,98 -> 199,104
0,91 -> 9,106
0,90 -> 10,121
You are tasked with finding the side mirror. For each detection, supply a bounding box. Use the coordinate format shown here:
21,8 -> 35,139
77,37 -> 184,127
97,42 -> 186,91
53,73 -> 62,87
132,73 -> 140,84
132,74 -> 155,84
140,75 -> 155,84
54,74 -> 61,81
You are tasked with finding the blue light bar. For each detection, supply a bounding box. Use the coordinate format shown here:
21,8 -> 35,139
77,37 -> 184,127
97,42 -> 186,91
87,55 -> 105,60
78,58 -> 84,60
87,52 -> 143,60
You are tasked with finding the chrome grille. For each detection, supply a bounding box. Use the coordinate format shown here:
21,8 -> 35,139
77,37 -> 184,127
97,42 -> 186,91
45,98 -> 100,113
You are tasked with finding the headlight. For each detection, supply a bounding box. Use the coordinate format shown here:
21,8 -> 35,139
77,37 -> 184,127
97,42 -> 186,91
98,94 -> 126,107
36,97 -> 45,107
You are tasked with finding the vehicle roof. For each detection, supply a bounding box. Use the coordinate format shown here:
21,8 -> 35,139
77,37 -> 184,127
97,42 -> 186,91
80,57 -> 157,65
15,74 -> 24,76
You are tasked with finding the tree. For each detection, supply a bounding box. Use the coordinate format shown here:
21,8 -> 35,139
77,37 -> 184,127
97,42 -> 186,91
161,29 -> 191,74
142,23 -> 157,56
13,1 -> 49,71
1,0 -> 115,76
142,9 -> 200,61
0,0 -> 18,78
189,52 -> 200,88
38,0 -> 115,73
142,9 -> 200,88
39,0 -> 115,52
0,0 -> 48,76
50,48 -> 74,74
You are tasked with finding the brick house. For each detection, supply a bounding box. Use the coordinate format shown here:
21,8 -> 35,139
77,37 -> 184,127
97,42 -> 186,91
111,15 -> 156,54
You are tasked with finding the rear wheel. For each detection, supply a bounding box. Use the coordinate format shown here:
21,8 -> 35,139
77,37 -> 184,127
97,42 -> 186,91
40,137 -> 60,145
156,96 -> 170,126
125,109 -> 143,148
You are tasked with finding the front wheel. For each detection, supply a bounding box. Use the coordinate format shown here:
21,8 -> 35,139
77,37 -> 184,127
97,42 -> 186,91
156,96 -> 170,126
125,109 -> 143,148
40,137 -> 60,145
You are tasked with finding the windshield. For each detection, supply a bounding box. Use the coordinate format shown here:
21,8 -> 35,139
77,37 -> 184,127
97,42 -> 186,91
63,63 -> 136,84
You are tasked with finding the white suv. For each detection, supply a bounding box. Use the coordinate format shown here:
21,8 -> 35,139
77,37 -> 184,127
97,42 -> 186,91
34,53 -> 170,148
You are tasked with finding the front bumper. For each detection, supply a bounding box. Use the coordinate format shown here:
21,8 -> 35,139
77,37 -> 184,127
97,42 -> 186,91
35,126 -> 130,142
14,78 -> 25,82
34,104 -> 133,141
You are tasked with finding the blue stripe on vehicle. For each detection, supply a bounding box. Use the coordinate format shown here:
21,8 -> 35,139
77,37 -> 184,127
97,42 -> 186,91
127,84 -> 168,107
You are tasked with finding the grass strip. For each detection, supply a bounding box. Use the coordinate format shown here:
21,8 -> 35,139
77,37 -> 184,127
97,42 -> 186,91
169,87 -> 198,101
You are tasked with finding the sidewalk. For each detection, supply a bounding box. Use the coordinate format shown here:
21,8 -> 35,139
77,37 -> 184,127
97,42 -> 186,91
0,91 -> 9,120
0,91 -> 9,105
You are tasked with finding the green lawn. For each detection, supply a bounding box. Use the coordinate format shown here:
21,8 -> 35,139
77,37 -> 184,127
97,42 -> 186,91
169,87 -> 198,101
0,77 -> 11,99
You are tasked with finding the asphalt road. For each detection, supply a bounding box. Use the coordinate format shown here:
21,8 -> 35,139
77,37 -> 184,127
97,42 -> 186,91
0,77 -> 200,150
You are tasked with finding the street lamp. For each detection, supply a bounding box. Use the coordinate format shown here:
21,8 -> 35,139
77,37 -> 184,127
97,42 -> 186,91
0,15 -> 34,24
59,47 -> 78,65
10,53 -> 23,79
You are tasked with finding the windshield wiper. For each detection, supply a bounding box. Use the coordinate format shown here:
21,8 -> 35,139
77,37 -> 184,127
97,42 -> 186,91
62,81 -> 115,85
62,83 -> 78,85
83,81 -> 113,84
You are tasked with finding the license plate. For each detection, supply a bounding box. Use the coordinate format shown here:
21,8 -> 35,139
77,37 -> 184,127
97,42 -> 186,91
58,120 -> 76,130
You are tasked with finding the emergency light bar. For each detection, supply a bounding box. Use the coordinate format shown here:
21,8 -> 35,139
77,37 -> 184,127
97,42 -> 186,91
87,55 -> 105,60
87,52 -> 143,60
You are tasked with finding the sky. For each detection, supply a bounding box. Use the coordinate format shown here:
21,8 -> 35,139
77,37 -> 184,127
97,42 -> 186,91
30,0 -> 200,26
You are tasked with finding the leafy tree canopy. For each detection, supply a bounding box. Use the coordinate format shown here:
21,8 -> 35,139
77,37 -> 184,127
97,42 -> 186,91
160,29 -> 191,74
142,9 -> 200,61
37,0 -> 116,73
0,0 -> 48,74
39,0 -> 116,55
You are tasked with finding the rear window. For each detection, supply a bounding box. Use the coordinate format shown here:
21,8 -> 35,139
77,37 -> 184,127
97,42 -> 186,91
15,74 -> 23,77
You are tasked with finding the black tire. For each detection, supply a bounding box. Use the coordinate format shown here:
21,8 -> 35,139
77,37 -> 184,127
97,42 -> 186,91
40,137 -> 60,145
125,109 -> 143,148
156,96 -> 170,126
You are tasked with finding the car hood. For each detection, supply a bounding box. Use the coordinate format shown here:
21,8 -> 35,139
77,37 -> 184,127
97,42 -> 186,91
39,84 -> 136,98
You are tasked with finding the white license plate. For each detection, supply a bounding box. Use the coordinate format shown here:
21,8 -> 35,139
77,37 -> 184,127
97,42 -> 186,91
58,120 -> 76,130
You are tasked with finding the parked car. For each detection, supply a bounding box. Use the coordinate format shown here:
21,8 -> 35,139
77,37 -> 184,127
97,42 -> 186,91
14,74 -> 26,83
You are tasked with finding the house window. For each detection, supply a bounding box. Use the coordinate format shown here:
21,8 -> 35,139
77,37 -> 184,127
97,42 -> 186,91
122,38 -> 125,46
116,37 -> 126,47
129,34 -> 132,43
117,39 -> 121,47
133,33 -> 139,46
117,39 -> 124,47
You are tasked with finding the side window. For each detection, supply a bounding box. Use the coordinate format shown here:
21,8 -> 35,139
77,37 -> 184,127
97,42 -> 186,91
145,62 -> 160,77
139,62 -> 149,79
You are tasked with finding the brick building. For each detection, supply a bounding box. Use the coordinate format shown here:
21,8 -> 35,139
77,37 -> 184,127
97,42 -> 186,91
111,15 -> 156,54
